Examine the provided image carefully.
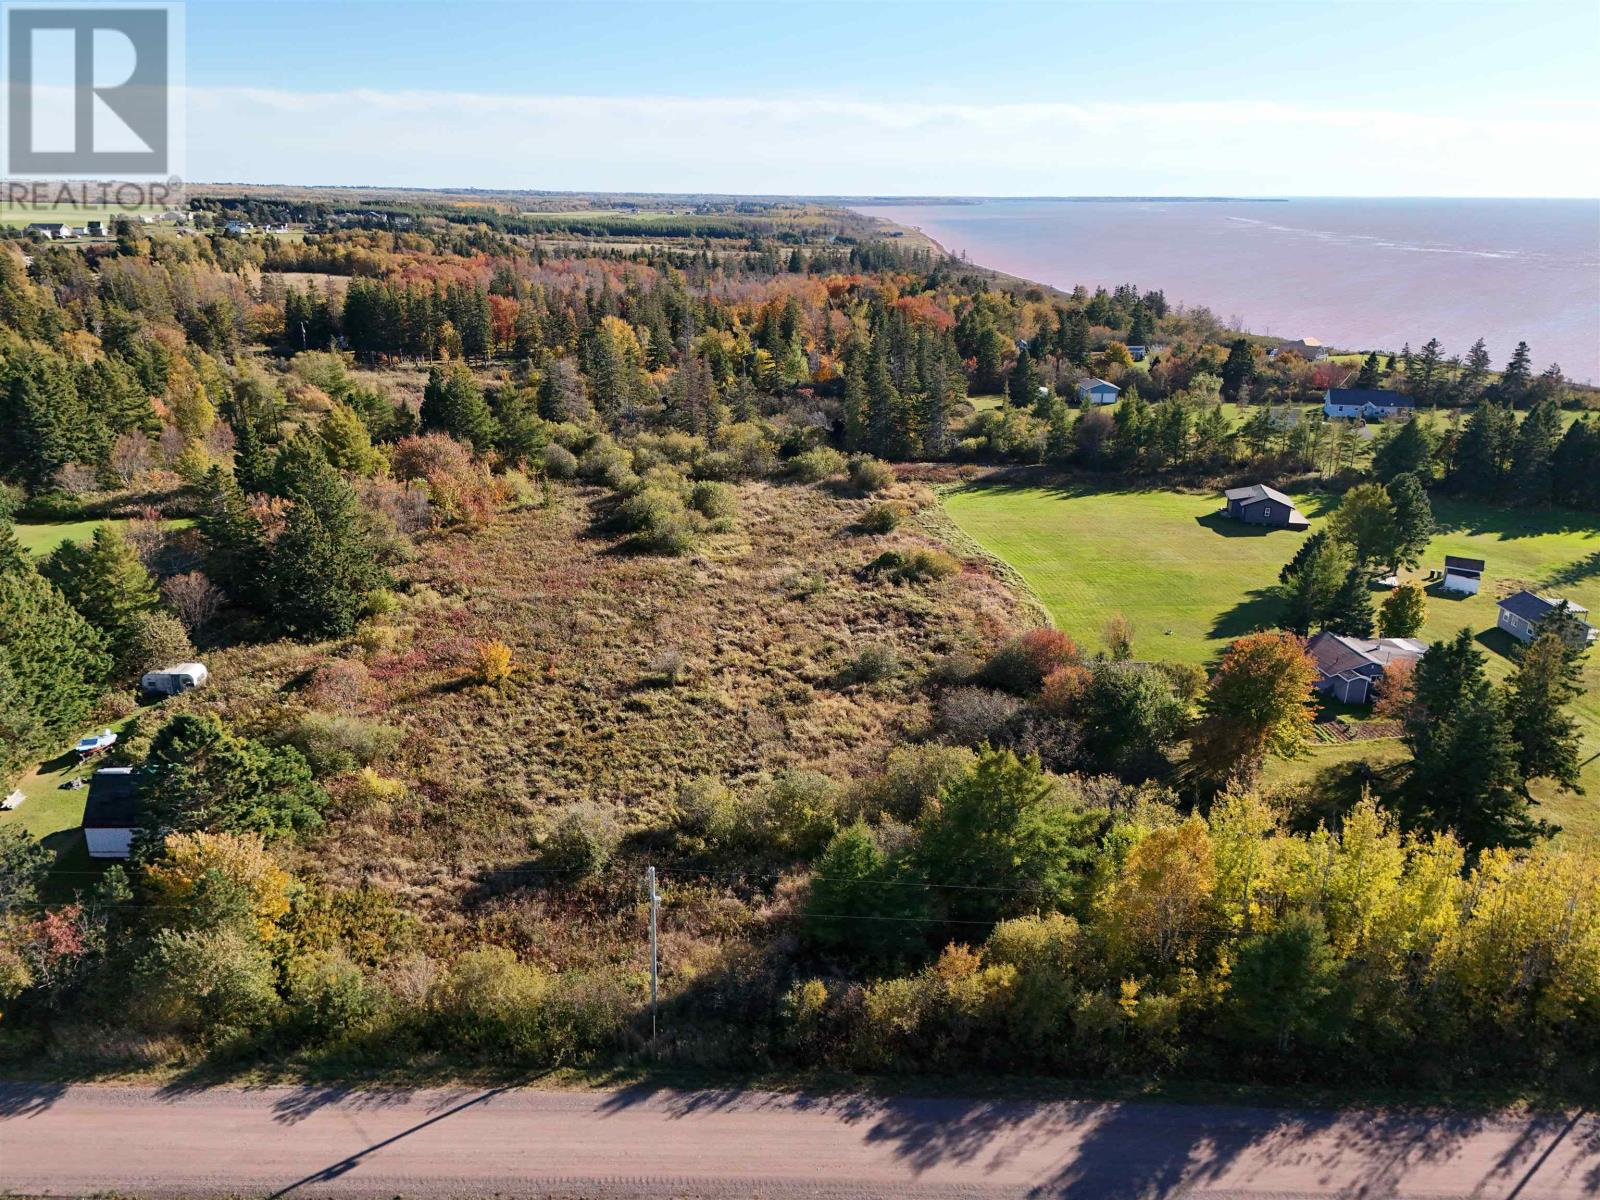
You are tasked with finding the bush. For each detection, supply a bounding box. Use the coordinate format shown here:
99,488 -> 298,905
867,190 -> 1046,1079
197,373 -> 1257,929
542,808 -> 615,880
118,610 -> 194,680
849,743 -> 978,824
849,456 -> 895,493
836,642 -> 901,686
787,446 -> 847,483
689,480 -> 737,520
633,511 -> 695,556
670,778 -> 739,850
857,501 -> 908,534
281,712 -> 405,778
980,629 -> 1081,696
578,439 -> 630,484
304,659 -> 373,714
934,686 -> 1022,746
1037,664 -> 1093,715
751,770 -> 840,860
542,443 -> 579,480
867,548 -> 960,583
475,639 -> 514,686
616,487 -> 683,534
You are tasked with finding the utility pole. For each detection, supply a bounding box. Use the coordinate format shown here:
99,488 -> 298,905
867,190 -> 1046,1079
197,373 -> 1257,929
646,865 -> 659,1057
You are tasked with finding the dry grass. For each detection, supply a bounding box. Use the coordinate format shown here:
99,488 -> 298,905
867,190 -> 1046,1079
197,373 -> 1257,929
181,479 -> 1027,947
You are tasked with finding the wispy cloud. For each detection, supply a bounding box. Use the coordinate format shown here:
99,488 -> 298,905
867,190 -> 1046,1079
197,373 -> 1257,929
186,88 -> 1600,196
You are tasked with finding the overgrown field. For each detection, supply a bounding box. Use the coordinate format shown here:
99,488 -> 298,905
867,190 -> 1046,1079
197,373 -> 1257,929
132,478 -> 1023,930
941,477 -> 1600,838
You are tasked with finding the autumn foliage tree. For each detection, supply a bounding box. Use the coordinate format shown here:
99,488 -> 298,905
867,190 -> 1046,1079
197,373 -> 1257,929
1190,633 -> 1318,784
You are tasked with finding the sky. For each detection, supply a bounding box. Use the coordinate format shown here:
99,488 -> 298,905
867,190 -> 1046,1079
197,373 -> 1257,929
176,0 -> 1600,197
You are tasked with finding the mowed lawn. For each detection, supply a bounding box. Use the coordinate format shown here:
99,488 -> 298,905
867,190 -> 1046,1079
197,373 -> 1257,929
942,480 -> 1600,839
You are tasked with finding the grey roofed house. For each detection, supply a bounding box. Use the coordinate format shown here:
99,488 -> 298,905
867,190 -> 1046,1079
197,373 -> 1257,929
1496,590 -> 1598,645
1305,632 -> 1428,705
1222,483 -> 1310,529
83,767 -> 140,859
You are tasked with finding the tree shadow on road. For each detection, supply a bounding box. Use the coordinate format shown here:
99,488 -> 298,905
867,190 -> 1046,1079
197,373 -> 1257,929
0,1082 -> 68,1118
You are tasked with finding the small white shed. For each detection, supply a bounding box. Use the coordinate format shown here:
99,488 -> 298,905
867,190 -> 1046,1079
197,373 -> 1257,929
1440,555 -> 1484,596
83,768 -> 139,859
140,662 -> 209,696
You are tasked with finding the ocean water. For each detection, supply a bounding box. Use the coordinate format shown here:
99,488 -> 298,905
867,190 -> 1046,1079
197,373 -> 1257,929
856,199 -> 1600,384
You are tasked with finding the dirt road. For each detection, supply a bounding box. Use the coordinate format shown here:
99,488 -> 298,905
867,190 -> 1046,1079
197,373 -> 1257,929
1,1083 -> 1595,1198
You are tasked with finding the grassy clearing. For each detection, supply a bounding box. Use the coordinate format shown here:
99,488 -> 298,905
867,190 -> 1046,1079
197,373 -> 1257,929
14,519 -> 126,557
941,477 -> 1600,838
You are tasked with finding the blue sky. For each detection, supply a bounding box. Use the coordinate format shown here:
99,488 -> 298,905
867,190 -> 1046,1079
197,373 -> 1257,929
181,0 -> 1600,196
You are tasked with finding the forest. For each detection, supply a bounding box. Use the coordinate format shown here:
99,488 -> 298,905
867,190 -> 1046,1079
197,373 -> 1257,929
0,196 -> 1595,1100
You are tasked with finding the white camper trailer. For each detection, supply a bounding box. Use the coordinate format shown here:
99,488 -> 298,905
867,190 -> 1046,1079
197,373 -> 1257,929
139,662 -> 209,696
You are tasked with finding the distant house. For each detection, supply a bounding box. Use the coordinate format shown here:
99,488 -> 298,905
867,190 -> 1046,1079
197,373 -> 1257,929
1496,591 -> 1599,646
1126,345 -> 1148,362
24,222 -> 71,240
1222,483 -> 1309,529
1078,378 -> 1120,405
1306,632 -> 1428,705
1440,555 -> 1485,596
83,768 -> 139,859
1270,338 -> 1330,363
85,220 -> 106,237
1323,388 -> 1416,420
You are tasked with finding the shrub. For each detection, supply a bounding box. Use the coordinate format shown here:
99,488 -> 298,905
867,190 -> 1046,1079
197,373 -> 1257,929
689,480 -> 737,520
431,946 -> 548,1055
286,949 -> 379,1041
1037,664 -> 1093,715
849,456 -> 895,493
670,778 -> 738,849
849,743 -> 978,824
751,770 -> 840,860
578,439 -> 630,484
345,766 -> 407,810
981,629 -> 1082,696
542,807 -> 615,880
787,447 -> 847,483
646,648 -> 687,687
281,712 -> 405,778
836,642 -> 902,686
542,443 -> 579,480
616,487 -> 684,534
118,610 -> 194,680
867,548 -> 959,584
857,501 -> 908,534
475,639 -> 514,686
934,686 -> 1022,746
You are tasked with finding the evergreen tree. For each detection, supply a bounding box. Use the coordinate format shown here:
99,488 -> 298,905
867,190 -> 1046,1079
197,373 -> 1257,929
1504,631 -> 1585,794
1371,418 -> 1436,483
1551,418 -> 1600,510
1326,567 -> 1376,638
1355,352 -> 1382,389
1510,396 -> 1562,503
1498,341 -> 1532,405
1006,344 -> 1037,406
0,553 -> 110,780
1220,338 -> 1256,403
1459,338 -> 1492,403
1451,402 -> 1515,496
841,353 -> 868,452
1386,473 -> 1434,571
194,467 -> 266,602
420,365 -> 496,451
1280,534 -> 1351,636
1404,675 -> 1547,854
40,525 -> 160,675
1063,310 -> 1090,368
134,713 -> 326,851
266,448 -> 385,639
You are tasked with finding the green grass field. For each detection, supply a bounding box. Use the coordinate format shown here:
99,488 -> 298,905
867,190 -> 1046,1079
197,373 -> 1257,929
14,518 -> 125,557
942,479 -> 1600,838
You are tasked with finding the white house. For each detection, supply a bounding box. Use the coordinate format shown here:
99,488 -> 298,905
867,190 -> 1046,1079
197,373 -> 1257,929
1078,378 -> 1121,406
1322,387 -> 1416,420
24,222 -> 71,240
1440,555 -> 1485,596
1496,591 -> 1598,646
83,768 -> 138,859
